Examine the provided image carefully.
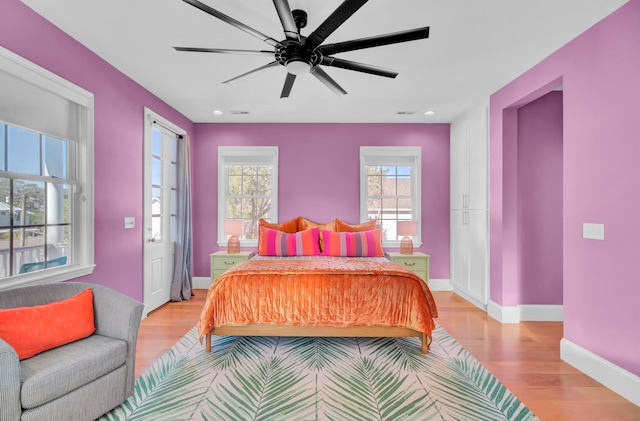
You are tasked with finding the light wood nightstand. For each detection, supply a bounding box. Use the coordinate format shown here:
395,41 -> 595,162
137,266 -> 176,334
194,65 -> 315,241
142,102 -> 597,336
210,250 -> 255,283
386,251 -> 430,284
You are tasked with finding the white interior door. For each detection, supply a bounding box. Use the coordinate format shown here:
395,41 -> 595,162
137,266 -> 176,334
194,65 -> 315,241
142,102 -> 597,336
143,116 -> 177,316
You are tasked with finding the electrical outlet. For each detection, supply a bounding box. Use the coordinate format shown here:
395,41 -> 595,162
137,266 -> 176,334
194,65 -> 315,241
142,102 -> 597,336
583,223 -> 604,240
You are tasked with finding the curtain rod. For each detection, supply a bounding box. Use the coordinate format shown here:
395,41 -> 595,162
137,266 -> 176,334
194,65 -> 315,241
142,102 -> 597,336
148,115 -> 185,139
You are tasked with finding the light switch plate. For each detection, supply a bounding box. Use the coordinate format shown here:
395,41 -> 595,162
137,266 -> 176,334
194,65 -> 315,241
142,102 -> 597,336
124,217 -> 135,229
583,223 -> 604,240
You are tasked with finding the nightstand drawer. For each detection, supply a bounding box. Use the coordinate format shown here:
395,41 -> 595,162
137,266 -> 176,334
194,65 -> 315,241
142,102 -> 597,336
213,255 -> 249,267
210,250 -> 255,282
212,269 -> 229,280
412,270 -> 428,282
386,251 -> 430,285
390,256 -> 427,271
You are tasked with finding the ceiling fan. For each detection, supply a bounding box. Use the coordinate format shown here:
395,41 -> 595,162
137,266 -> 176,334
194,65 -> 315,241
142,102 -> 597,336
174,0 -> 430,98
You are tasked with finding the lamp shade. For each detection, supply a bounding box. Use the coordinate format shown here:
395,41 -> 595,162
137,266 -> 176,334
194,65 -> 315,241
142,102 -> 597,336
224,219 -> 243,236
397,220 -> 417,255
397,220 -> 418,237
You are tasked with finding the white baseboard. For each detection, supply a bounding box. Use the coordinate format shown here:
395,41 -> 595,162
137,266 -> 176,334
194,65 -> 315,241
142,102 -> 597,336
520,304 -> 563,321
193,276 -> 211,290
488,301 -> 564,323
488,300 -> 520,323
428,278 -> 452,291
561,338 -> 640,406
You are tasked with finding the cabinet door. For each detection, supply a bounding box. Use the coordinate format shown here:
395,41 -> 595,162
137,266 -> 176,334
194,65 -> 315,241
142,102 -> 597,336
450,123 -> 468,210
467,106 -> 488,210
467,210 -> 488,304
450,210 -> 469,291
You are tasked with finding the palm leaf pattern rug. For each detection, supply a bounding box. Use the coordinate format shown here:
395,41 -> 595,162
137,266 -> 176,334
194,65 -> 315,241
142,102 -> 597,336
101,325 -> 538,421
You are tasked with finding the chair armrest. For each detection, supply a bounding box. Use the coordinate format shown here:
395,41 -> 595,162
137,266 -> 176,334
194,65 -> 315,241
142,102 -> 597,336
0,338 -> 21,421
89,284 -> 144,398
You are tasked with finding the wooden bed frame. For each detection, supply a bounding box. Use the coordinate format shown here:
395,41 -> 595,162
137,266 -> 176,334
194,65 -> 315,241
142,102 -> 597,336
205,325 -> 429,354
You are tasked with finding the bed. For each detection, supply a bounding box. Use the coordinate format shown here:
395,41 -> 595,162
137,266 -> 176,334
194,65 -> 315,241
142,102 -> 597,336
198,217 -> 439,354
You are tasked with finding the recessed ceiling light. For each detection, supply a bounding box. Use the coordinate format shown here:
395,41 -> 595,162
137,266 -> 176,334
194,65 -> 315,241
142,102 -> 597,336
212,110 -> 223,115
424,110 -> 435,116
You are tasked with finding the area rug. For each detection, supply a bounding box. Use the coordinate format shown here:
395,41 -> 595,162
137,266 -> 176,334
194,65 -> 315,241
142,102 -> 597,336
101,325 -> 538,421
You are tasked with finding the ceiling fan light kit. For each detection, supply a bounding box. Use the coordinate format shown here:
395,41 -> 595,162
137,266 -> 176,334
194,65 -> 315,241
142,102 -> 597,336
175,0 -> 429,98
286,59 -> 311,76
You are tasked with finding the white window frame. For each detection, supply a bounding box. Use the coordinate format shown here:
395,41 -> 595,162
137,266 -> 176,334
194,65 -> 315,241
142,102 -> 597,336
0,46 -> 94,290
360,146 -> 422,248
217,146 -> 278,248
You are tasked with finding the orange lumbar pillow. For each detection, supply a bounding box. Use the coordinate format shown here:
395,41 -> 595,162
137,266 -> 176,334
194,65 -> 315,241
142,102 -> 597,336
335,218 -> 378,232
0,288 -> 96,360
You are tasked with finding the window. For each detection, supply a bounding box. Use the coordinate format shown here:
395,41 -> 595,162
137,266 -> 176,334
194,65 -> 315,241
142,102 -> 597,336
360,146 -> 421,247
0,46 -> 94,289
148,124 -> 178,243
218,146 -> 278,247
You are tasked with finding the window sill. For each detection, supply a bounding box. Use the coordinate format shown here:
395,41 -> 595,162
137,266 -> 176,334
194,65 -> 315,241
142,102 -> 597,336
217,240 -> 258,249
0,264 -> 96,291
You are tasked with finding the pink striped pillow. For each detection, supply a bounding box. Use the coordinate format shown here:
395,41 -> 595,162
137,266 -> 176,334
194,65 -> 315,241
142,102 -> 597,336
258,227 -> 321,256
321,229 -> 384,257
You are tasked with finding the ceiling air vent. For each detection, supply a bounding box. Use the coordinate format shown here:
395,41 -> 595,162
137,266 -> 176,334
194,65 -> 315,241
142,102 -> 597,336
396,111 -> 416,115
230,110 -> 250,115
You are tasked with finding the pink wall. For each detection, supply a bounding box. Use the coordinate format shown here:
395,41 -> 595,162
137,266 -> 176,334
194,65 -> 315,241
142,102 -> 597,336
517,91 -> 563,305
192,123 -> 451,279
1,0 -> 195,300
491,0 -> 640,375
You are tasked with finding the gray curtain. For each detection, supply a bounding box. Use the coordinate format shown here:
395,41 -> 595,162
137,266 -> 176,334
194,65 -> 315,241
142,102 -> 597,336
171,134 -> 193,301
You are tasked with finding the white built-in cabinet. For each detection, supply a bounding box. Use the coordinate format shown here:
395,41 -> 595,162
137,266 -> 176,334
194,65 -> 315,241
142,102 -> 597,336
450,103 -> 489,309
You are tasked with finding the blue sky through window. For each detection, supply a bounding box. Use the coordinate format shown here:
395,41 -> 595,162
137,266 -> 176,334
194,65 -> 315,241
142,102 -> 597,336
381,165 -> 411,177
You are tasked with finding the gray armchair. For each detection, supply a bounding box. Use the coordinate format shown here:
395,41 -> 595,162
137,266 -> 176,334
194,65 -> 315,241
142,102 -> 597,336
0,282 -> 143,421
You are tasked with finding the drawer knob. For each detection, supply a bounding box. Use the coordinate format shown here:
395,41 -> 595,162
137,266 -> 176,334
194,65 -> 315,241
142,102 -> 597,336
223,261 -> 235,265
404,262 -> 416,267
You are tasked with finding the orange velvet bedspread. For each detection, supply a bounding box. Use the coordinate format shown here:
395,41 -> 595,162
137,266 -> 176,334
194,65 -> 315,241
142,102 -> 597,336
198,258 -> 438,342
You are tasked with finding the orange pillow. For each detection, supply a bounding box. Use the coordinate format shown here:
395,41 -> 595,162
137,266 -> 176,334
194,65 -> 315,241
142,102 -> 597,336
0,288 -> 96,360
335,218 -> 378,232
298,217 -> 337,252
257,217 -> 300,256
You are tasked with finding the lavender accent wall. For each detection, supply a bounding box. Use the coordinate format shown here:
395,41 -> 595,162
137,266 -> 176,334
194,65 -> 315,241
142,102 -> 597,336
1,0 -> 195,300
517,91 -> 563,305
192,123 -> 451,279
491,0 -> 640,376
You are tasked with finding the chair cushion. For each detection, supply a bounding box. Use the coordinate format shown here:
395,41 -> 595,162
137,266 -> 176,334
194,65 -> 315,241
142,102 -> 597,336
20,334 -> 127,409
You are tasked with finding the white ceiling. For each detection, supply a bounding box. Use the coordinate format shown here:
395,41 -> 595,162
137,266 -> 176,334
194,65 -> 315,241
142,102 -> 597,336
22,0 -> 628,123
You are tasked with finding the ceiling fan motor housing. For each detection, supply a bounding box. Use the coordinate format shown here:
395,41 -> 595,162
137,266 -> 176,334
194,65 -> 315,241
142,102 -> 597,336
275,39 -> 321,71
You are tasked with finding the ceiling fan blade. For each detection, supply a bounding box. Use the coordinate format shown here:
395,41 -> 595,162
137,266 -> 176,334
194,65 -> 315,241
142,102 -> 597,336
319,26 -> 430,56
310,67 -> 347,96
272,0 -> 299,41
174,47 -> 274,56
181,0 -> 281,47
222,61 -> 280,84
321,57 -> 398,78
305,0 -> 369,50
281,73 -> 296,98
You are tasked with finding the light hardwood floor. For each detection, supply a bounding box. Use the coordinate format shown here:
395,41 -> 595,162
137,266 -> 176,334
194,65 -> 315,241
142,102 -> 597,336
135,290 -> 640,420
